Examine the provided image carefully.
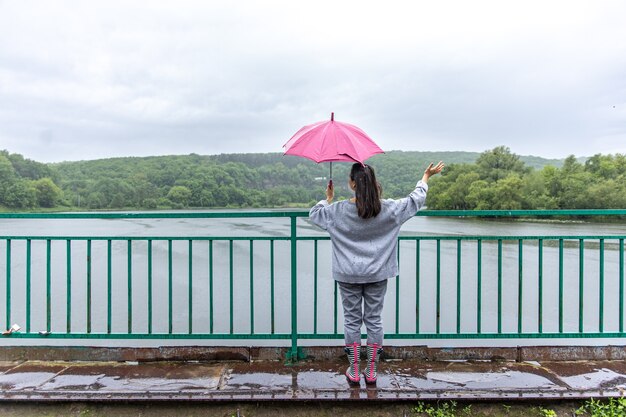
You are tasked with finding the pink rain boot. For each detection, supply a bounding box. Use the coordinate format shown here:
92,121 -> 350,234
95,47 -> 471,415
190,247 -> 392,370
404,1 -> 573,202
363,343 -> 380,384
344,342 -> 361,385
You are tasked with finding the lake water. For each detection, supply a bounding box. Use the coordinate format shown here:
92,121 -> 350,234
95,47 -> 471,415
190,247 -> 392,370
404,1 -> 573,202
1,213 -> 625,347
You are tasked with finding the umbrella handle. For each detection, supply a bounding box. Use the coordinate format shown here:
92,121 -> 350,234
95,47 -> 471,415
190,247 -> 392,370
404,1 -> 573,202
327,161 -> 333,197
328,162 -> 333,188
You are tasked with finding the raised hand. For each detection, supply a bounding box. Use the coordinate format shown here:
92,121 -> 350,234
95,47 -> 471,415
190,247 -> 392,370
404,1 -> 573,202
326,180 -> 334,203
422,161 -> 445,183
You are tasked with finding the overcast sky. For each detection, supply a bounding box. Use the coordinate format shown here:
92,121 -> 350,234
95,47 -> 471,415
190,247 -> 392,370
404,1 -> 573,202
1,1 -> 625,163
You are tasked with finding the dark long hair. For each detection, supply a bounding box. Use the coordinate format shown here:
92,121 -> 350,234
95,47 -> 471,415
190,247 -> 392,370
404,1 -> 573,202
350,163 -> 381,219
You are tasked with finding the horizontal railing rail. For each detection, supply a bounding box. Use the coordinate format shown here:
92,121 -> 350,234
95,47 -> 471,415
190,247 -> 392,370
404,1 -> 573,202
1,208 -> 626,218
1,210 -> 625,361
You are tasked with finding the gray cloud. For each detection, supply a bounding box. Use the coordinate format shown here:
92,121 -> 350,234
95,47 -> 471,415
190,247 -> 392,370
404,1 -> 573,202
1,0 -> 625,162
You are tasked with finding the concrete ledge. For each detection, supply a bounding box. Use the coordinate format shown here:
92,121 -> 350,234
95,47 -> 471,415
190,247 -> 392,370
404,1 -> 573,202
1,345 -> 625,362
519,346 -> 626,361
0,346 -> 250,362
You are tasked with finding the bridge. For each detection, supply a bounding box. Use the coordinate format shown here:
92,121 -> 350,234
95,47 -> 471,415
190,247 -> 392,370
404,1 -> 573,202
1,210 -> 626,402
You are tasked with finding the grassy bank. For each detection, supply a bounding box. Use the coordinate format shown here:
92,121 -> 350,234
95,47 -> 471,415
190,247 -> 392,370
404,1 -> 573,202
1,399 -> 623,417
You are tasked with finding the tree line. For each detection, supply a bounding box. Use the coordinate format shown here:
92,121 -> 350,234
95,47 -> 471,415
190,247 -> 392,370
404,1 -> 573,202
0,150 -> 62,209
426,146 -> 626,210
0,147 -> 623,211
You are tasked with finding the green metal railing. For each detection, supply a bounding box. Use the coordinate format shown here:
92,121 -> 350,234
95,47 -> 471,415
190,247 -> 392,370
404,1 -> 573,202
1,210 -> 626,361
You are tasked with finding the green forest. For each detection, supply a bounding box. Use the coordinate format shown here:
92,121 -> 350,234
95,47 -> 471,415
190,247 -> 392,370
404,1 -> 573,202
0,147 -> 624,211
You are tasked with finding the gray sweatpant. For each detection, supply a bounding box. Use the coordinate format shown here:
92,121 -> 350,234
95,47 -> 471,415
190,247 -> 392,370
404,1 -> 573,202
337,279 -> 388,346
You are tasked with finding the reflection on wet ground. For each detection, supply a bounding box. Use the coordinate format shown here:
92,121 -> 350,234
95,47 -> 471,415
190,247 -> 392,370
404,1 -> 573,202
1,358 -> 626,401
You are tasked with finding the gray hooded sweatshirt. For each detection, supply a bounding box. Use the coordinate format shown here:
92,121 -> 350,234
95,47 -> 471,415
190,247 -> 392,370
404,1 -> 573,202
309,181 -> 428,283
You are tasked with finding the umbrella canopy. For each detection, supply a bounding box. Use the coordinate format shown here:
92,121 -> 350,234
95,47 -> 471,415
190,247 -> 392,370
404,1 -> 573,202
283,113 -> 383,166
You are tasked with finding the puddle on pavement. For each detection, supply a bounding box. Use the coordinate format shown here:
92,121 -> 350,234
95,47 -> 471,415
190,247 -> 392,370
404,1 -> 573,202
39,374 -> 219,391
223,371 -> 293,390
558,368 -> 626,390
423,370 -> 562,390
296,371 -> 346,389
0,372 -> 62,391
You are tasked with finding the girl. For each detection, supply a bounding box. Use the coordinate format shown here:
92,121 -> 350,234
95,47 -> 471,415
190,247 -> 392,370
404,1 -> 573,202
309,161 -> 444,385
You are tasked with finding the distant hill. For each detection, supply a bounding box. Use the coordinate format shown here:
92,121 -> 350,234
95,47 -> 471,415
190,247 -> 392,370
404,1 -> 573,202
0,148 -> 584,210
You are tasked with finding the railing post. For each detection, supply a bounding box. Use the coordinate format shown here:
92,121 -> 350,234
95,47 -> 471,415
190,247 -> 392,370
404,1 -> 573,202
287,214 -> 301,362
5,239 -> 10,332
46,239 -> 52,334
26,239 -> 31,333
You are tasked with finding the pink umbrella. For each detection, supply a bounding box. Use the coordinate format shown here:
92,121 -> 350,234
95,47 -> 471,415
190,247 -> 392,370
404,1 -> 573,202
283,112 -> 384,182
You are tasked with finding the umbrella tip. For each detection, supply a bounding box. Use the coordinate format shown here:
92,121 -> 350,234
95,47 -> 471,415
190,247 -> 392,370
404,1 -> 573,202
331,112 -> 334,121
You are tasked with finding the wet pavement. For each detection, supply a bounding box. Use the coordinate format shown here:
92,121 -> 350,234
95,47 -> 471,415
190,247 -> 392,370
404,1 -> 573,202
1,358 -> 626,402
